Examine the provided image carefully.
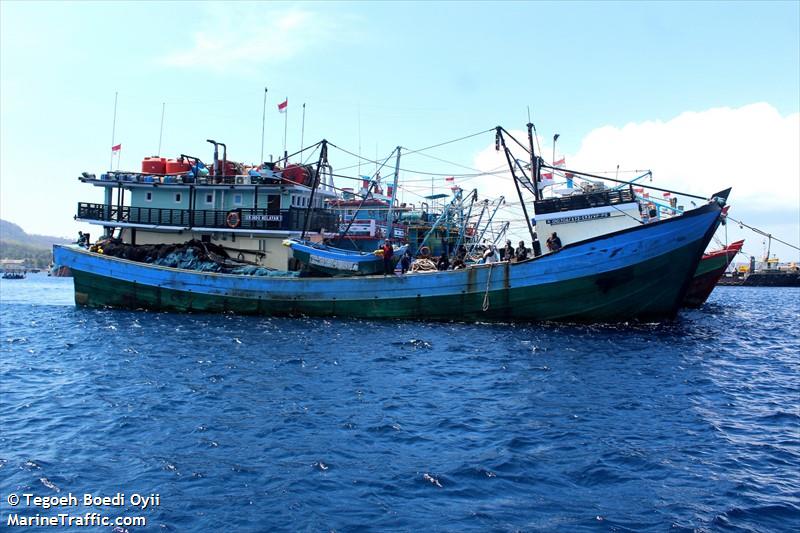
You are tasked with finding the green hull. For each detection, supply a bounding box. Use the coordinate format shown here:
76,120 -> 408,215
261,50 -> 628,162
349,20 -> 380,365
72,243 -> 698,321
57,197 -> 727,322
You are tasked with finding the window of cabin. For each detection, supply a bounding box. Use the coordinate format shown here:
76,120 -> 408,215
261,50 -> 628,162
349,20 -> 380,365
145,192 -> 153,202
233,194 -> 243,206
204,192 -> 214,205
174,193 -> 182,203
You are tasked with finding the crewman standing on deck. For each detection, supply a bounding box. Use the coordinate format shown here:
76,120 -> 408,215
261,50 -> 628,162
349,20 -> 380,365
382,241 -> 394,275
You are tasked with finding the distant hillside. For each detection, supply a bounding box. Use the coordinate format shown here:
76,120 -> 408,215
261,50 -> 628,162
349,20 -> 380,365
0,219 -> 72,268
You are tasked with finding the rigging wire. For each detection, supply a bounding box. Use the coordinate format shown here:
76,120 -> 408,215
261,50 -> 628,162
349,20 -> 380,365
726,216 -> 800,252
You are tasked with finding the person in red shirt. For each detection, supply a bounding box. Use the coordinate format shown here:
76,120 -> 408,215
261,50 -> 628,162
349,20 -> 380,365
382,241 -> 394,275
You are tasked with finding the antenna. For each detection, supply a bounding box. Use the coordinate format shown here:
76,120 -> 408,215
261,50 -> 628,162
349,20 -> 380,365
157,102 -> 165,156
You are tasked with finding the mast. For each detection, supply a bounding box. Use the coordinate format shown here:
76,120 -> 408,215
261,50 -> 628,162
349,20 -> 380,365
526,122 -> 539,201
300,103 -> 306,153
157,102 -> 165,156
260,87 -> 268,164
300,140 -> 328,240
384,146 -> 401,243
282,95 -> 288,164
496,127 -> 536,245
109,91 -> 118,170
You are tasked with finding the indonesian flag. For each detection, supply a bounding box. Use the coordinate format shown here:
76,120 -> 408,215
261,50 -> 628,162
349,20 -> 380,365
445,176 -> 455,182
553,157 -> 566,168
277,99 -> 288,113
111,143 -> 121,153
663,192 -> 672,197
539,172 -> 555,189
634,187 -> 644,193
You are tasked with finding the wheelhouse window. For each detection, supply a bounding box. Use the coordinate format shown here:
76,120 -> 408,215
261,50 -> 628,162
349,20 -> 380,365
204,192 -> 214,205
145,192 -> 153,202
174,193 -> 182,203
233,194 -> 243,206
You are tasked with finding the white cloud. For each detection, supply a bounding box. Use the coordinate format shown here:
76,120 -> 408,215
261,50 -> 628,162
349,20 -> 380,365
159,7 -> 333,73
470,104 -> 800,258
567,103 -> 799,213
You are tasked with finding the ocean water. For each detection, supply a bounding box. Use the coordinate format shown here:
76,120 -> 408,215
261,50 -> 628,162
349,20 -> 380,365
1,274 -> 798,532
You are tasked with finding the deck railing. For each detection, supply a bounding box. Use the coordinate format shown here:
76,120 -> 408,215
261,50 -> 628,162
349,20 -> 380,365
76,203 -> 340,233
533,188 -> 636,215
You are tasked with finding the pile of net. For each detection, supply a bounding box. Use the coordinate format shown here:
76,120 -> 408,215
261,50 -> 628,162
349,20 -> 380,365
410,258 -> 437,273
95,239 -> 297,277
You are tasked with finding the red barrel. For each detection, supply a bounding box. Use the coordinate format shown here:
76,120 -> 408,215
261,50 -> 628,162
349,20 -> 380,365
142,157 -> 166,174
165,158 -> 192,174
283,164 -> 314,186
221,160 -> 241,177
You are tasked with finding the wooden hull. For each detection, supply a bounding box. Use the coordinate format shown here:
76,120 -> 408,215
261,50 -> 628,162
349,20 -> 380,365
54,202 -> 723,322
683,240 -> 744,308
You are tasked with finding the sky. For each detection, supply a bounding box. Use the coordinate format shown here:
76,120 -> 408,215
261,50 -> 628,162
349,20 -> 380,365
1,0 -> 798,261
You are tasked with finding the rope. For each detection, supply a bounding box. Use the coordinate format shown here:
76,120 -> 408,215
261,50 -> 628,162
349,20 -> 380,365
727,216 -> 800,251
401,128 -> 495,156
482,263 -> 494,312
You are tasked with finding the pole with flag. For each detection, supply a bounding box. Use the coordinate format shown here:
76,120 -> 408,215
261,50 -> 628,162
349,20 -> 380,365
278,97 -> 288,163
109,91 -> 118,170
300,103 -> 306,153
260,87 -> 268,164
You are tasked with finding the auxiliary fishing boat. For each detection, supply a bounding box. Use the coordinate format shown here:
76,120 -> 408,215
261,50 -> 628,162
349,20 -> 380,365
53,188 -> 728,322
683,239 -> 744,308
283,239 -> 408,276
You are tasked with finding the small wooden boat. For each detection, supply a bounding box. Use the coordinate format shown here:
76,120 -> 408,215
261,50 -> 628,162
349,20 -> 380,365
284,239 -> 408,277
683,239 -> 744,307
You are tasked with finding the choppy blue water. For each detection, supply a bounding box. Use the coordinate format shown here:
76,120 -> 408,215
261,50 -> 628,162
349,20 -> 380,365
1,274 -> 798,532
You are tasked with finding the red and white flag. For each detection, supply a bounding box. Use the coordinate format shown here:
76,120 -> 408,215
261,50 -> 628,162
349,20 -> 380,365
662,192 -> 672,197
633,187 -> 644,193
445,176 -> 455,182
111,143 -> 122,153
553,157 -> 566,167
277,99 -> 288,113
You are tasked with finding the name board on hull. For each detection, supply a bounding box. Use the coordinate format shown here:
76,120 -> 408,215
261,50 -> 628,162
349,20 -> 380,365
544,212 -> 611,225
244,214 -> 283,222
309,255 -> 359,271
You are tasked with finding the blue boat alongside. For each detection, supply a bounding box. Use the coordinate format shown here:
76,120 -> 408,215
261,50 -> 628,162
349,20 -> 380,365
53,192 -> 728,322
283,239 -> 408,276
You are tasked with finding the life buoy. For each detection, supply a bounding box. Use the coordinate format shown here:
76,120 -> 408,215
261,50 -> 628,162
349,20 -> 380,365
226,210 -> 241,229
419,246 -> 430,257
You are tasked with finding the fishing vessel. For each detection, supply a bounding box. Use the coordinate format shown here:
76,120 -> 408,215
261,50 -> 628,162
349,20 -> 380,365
683,240 -> 744,307
53,188 -> 728,321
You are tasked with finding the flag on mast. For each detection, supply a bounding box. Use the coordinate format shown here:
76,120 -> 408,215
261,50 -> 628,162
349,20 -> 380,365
278,99 -> 288,113
111,143 -> 122,154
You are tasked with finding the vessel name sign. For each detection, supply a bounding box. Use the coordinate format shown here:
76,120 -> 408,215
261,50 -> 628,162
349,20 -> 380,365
546,212 -> 611,225
309,255 -> 359,271
244,214 -> 283,222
